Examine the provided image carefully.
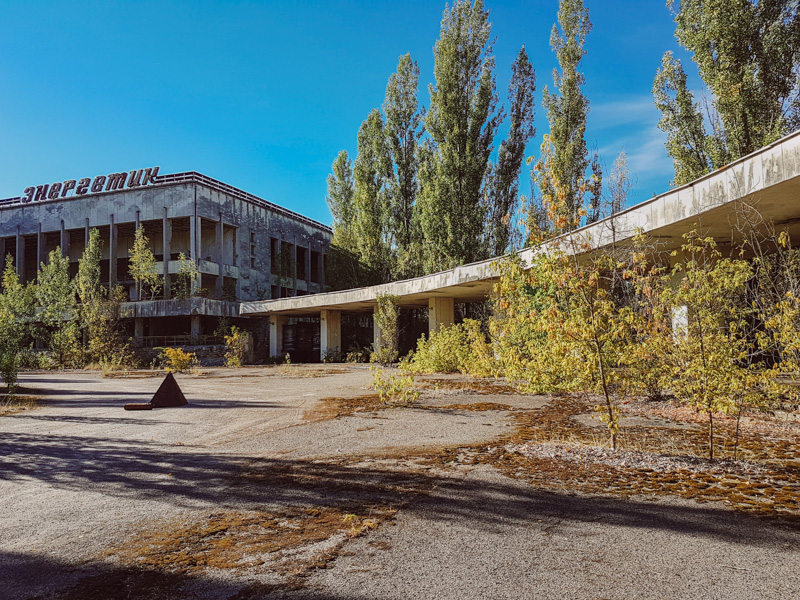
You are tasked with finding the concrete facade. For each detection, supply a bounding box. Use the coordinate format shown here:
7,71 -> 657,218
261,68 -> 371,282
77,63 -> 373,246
0,170 -> 332,346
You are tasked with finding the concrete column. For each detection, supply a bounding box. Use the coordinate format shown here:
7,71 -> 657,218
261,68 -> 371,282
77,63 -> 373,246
190,315 -> 201,338
318,251 -> 325,291
270,315 -> 287,357
189,216 -> 197,260
162,208 -> 171,299
135,210 -> 140,231
216,214 -> 224,297
15,227 -> 24,280
320,310 -> 342,360
37,224 -> 44,271
428,297 -> 455,334
373,306 -> 383,352
134,318 -> 144,343
108,215 -> 117,288
306,241 -> 312,291
292,238 -> 298,296
85,219 -> 90,247
60,220 -> 69,259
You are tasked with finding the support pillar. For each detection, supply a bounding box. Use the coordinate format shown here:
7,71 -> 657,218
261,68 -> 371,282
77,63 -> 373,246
292,238 -> 298,296
373,306 -> 383,352
134,318 -> 144,344
190,315 -> 201,338
37,224 -> 44,271
216,214 -> 224,297
85,219 -> 90,247
428,297 -> 455,334
15,227 -> 24,280
108,215 -> 117,288
320,310 -> 341,361
306,241 -> 312,291
60,220 -> 69,260
270,315 -> 287,358
318,251 -> 325,290
162,208 -> 171,299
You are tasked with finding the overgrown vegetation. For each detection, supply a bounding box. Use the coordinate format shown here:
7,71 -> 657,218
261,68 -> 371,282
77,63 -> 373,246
401,319 -> 494,377
371,366 -> 420,406
162,347 -> 196,373
371,294 -> 400,365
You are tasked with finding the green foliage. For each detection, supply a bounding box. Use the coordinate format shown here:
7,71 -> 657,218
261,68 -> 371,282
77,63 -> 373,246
371,366 -> 420,406
655,0 -> 800,186
224,326 -> 246,367
418,0 -> 502,271
162,347 -> 196,373
486,46 -> 537,257
383,53 -> 425,278
0,255 -> 34,394
129,225 -> 162,300
537,0 -> 600,231
663,230 -> 765,460
401,319 -> 495,377
34,248 -> 83,368
371,294 -> 400,365
327,150 -> 357,252
173,252 -> 199,300
76,229 -> 132,368
353,109 -> 393,281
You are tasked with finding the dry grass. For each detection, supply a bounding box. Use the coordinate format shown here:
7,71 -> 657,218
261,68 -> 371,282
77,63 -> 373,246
0,394 -> 39,416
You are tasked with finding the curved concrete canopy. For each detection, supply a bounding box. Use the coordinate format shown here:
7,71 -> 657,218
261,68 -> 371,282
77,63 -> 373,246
241,128 -> 800,318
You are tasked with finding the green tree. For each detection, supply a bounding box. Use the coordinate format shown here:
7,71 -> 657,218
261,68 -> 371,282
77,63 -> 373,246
655,0 -> 800,186
664,230 -> 759,460
652,52 -> 714,186
36,248 -> 81,368
418,0 -> 503,271
383,53 -> 425,278
76,228 -> 131,367
0,256 -> 34,393
485,45 -> 537,257
129,225 -> 162,300
540,0 -> 599,229
326,150 -> 357,252
353,109 -> 393,282
173,252 -> 199,300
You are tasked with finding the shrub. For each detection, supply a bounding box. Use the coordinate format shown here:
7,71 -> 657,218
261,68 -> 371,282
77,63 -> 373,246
162,347 -> 196,373
401,319 -> 495,377
371,366 -> 420,406
224,326 -> 246,367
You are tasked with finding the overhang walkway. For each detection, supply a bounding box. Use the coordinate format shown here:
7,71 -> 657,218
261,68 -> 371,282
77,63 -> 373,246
241,129 -> 800,359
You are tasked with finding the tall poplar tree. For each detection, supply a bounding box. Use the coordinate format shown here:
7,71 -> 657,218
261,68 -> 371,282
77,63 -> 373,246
353,109 -> 393,282
655,0 -> 800,187
383,53 -> 425,278
326,150 -> 357,251
540,0 -> 597,229
485,46 -> 536,257
418,0 -> 503,271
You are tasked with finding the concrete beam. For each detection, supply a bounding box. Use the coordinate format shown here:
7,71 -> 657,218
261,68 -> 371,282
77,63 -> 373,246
270,315 -> 287,358
428,297 -> 455,334
320,309 -> 341,360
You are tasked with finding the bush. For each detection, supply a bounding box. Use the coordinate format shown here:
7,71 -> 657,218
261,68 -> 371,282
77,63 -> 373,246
224,326 -> 246,367
371,366 -> 419,406
401,319 -> 495,377
162,347 -> 196,373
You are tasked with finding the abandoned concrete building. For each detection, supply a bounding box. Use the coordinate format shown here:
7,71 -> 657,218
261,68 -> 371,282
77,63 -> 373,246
0,168 -> 332,350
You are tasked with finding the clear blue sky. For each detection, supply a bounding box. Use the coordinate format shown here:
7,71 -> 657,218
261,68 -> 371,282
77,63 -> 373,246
0,1 -> 699,226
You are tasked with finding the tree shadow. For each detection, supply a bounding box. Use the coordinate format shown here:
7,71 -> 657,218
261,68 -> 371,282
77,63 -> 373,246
1,430 -> 796,550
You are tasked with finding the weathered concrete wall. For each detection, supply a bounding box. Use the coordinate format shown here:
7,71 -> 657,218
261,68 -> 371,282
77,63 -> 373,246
0,174 -> 333,302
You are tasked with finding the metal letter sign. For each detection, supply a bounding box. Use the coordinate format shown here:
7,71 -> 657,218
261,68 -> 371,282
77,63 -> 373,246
20,166 -> 160,203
